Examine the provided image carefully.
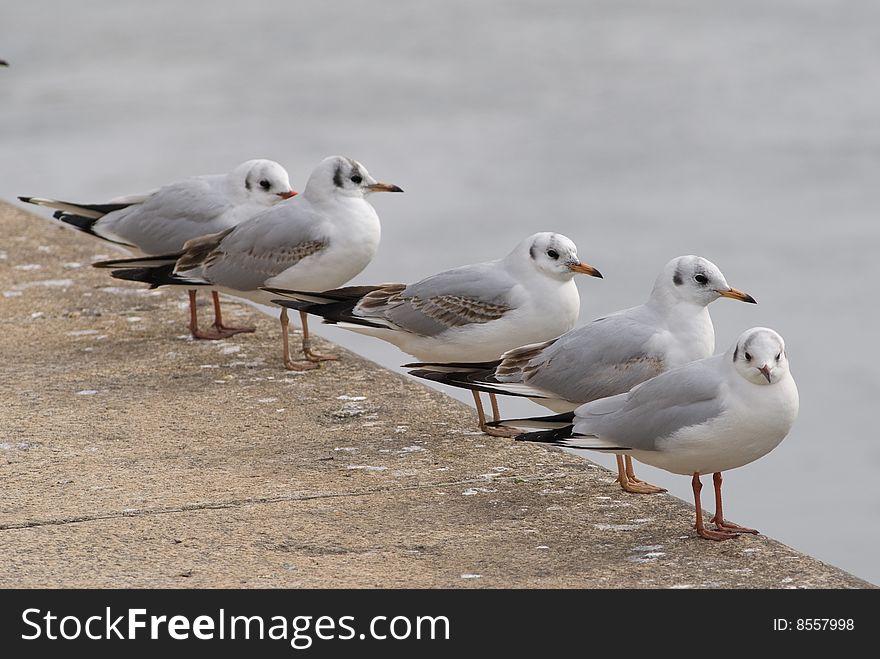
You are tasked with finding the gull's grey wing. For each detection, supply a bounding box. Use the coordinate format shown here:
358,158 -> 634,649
98,176 -> 233,253
503,307 -> 667,403
195,203 -> 328,292
572,355 -> 726,451
354,261 -> 517,337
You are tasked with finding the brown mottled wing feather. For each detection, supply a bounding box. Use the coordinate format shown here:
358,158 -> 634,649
355,261 -> 517,337
176,227 -> 236,271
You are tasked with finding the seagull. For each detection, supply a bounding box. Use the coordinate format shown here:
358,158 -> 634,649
264,232 -> 603,431
407,255 -> 756,493
93,156 -> 402,369
507,327 -> 799,540
19,159 -> 296,339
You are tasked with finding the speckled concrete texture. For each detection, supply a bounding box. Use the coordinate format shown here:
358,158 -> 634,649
0,201 -> 870,588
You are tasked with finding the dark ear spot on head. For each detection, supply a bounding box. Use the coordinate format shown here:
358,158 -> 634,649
245,179 -> 252,191
333,164 -> 344,188
733,346 -> 739,362
673,268 -> 683,286
529,244 -> 537,259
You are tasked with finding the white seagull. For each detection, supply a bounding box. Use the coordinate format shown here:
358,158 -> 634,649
408,255 -> 756,493
508,327 -> 799,540
19,159 -> 296,339
264,232 -> 603,431
94,156 -> 402,369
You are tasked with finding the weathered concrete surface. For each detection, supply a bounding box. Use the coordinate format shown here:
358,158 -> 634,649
0,201 -> 871,588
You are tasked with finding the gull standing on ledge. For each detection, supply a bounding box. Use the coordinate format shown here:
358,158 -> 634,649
19,159 -> 296,339
508,328 -> 799,540
408,255 -> 756,493
265,232 -> 603,431
94,156 -> 402,369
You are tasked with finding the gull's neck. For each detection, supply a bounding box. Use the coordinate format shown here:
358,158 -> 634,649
643,284 -> 715,358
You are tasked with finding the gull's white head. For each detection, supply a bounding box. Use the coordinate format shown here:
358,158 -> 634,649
509,232 -> 602,281
230,159 -> 296,204
303,156 -> 403,202
653,255 -> 756,307
731,327 -> 790,385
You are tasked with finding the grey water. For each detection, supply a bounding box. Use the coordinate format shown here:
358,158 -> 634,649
2,0 -> 877,585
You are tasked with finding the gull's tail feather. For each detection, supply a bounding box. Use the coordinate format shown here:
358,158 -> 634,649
93,253 -> 182,269
403,360 -> 501,372
514,425 -> 577,444
110,266 -> 208,289
268,284 -> 392,330
18,196 -> 137,247
489,411 -> 576,431
407,365 -> 551,399
515,422 -> 631,452
262,285 -> 384,305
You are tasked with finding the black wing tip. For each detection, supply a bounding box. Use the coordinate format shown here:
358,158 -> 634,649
407,369 -> 450,383
18,195 -> 34,203
403,359 -> 502,370
513,426 -> 575,444
487,411 -> 576,427
261,287 -> 298,296
270,298 -> 309,310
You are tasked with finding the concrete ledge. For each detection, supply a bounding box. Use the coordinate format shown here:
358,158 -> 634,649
0,201 -> 871,588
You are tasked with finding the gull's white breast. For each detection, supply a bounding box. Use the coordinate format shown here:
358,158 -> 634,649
631,374 -> 799,475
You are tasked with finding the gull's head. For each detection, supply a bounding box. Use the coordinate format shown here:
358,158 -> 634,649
513,232 -> 602,281
233,159 -> 296,204
655,255 -> 756,307
731,327 -> 789,385
304,156 -> 403,202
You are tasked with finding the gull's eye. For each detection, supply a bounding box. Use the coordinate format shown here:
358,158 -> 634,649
259,179 -> 271,190
694,273 -> 708,285
350,174 -> 363,184
547,249 -> 559,260
776,352 -> 782,361
744,352 -> 752,362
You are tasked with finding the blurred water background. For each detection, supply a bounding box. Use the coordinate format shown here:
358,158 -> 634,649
2,0 -> 878,584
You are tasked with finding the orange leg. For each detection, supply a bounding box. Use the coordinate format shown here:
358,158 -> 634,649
615,455 -> 665,494
210,291 -> 254,336
281,308 -> 318,370
710,472 -> 758,534
474,391 -> 519,437
622,455 -> 666,494
299,311 -> 337,362
188,290 -> 225,340
693,472 -> 737,541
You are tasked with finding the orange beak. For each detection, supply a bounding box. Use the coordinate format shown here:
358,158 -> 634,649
277,190 -> 297,199
567,261 -> 603,278
716,287 -> 756,304
365,182 -> 404,193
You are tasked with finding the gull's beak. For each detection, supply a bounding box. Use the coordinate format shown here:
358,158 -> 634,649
758,365 -> 772,383
277,190 -> 298,199
716,287 -> 756,304
365,182 -> 404,193
567,261 -> 603,278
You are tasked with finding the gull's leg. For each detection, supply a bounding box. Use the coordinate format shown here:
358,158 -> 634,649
478,392 -> 520,437
710,472 -> 758,534
623,455 -> 666,494
210,291 -> 255,336
615,454 -> 665,494
472,391 -> 490,432
281,308 -> 318,371
188,289 -> 224,340
693,472 -> 737,541
300,311 -> 338,362
489,393 -> 502,422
